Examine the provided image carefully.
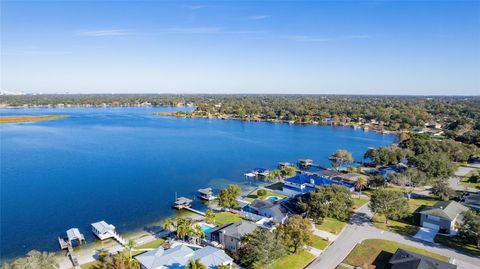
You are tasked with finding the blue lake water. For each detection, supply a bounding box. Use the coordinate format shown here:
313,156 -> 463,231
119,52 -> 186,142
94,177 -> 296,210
0,107 -> 395,259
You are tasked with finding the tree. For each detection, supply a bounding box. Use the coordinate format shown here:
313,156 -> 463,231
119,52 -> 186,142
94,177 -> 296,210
217,265 -> 230,269
298,185 -> 353,223
355,176 -> 368,198
266,169 -> 282,181
369,189 -> 409,224
330,149 -> 354,170
431,181 -> 454,201
96,252 -> 140,269
257,189 -> 267,196
412,153 -> 455,179
162,218 -> 175,232
11,250 -> 59,269
237,228 -> 286,268
126,239 -> 136,260
458,210 -> 480,248
369,174 -> 386,188
185,259 -> 207,269
218,184 -> 241,208
192,224 -> 206,244
280,166 -> 297,177
281,215 -> 313,253
205,210 -> 216,224
390,173 -> 414,199
176,217 -> 193,241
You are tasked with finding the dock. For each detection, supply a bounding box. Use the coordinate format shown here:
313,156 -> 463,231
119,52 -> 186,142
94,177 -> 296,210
173,196 -> 206,216
58,237 -> 81,269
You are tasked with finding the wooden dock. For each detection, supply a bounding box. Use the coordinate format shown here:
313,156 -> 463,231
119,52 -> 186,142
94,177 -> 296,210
183,207 -> 206,216
58,237 -> 80,269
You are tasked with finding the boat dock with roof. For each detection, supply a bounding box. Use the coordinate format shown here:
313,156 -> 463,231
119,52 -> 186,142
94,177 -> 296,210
91,220 -> 127,245
58,228 -> 85,269
197,188 -> 216,201
173,196 -> 206,216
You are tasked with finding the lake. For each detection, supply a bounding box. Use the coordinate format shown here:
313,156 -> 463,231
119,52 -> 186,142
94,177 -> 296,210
0,107 -> 395,259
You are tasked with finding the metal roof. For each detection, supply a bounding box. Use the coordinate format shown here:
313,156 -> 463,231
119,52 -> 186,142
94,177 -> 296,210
91,221 -> 115,234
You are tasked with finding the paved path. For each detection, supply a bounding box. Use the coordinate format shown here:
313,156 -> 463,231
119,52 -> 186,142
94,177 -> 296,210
312,225 -> 337,242
306,204 -> 480,269
449,164 -> 479,192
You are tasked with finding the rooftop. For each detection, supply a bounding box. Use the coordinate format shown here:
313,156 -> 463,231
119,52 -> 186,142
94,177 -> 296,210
136,244 -> 232,269
91,221 -> 115,234
419,201 -> 468,221
389,248 -> 456,269
220,221 -> 258,240
197,188 -> 213,195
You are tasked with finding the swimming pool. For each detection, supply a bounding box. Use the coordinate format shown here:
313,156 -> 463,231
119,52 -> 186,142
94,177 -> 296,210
200,223 -> 214,234
266,196 -> 281,201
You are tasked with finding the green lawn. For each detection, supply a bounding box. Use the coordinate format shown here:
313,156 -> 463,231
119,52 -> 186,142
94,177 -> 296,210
310,235 -> 330,250
265,182 -> 284,191
435,234 -> 480,257
352,197 -> 369,210
136,238 -> 166,249
261,251 -> 315,269
315,217 -> 347,235
343,239 -> 448,269
214,212 -> 243,225
244,189 -> 287,202
372,196 -> 438,236
460,171 -> 480,189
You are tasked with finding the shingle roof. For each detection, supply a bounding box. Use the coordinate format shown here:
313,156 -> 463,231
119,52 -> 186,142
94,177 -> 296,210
389,248 -> 456,269
221,221 -> 258,240
419,201 -> 468,221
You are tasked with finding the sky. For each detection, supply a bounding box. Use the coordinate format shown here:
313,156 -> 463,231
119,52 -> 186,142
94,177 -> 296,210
1,0 -> 479,95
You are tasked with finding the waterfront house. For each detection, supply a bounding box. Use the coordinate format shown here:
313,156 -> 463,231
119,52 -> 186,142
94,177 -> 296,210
91,221 -> 116,240
135,244 -> 233,269
208,221 -> 258,252
197,188 -> 216,201
389,248 -> 456,269
243,199 -> 290,223
282,174 -> 354,197
331,172 -> 368,185
419,201 -> 468,234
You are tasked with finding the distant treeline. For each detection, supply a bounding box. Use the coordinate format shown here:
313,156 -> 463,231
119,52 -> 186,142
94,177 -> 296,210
2,94 -> 479,146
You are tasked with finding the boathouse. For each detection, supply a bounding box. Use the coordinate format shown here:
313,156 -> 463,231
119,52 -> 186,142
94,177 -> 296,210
173,197 -> 193,209
91,221 -> 116,240
298,159 -> 313,167
198,188 -> 216,201
66,228 -> 85,246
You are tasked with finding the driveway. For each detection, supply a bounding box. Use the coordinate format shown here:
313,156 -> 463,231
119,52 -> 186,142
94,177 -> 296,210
414,227 -> 438,243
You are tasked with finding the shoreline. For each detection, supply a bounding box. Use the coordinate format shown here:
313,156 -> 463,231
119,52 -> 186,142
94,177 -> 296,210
0,115 -> 69,124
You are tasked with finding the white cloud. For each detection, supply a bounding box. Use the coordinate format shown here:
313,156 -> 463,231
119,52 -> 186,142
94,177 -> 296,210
162,27 -> 266,35
287,34 -> 370,42
76,29 -> 131,37
183,5 -> 207,10
249,15 -> 271,20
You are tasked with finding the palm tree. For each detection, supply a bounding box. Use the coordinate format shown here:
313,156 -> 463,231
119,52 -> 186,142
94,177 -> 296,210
97,253 -> 139,269
14,250 -> 59,269
192,224 -> 206,244
162,217 -> 175,232
205,210 -> 216,224
217,264 -> 230,269
126,239 -> 136,260
185,259 -> 207,269
176,217 -> 193,241
355,176 -> 368,198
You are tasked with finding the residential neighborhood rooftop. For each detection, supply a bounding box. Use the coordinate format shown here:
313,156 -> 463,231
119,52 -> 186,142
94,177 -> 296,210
419,201 -> 468,221
389,248 -> 456,269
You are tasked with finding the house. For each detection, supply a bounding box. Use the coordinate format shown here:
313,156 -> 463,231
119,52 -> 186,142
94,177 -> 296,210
135,244 -> 233,269
331,172 -> 368,185
91,221 -> 116,240
282,173 -> 354,197
208,221 -> 258,252
419,201 -> 468,234
389,248 -> 456,269
243,199 -> 290,223
461,192 -> 480,211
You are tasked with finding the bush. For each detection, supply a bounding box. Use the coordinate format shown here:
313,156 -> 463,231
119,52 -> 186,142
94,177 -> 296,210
257,189 -> 267,196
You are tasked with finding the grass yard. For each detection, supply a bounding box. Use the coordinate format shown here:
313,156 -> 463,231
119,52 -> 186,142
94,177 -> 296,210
459,171 -> 480,189
343,239 -> 448,269
136,238 -> 166,249
265,182 -> 284,191
244,188 -> 287,202
435,234 -> 480,257
352,197 -> 369,210
214,211 -> 243,225
310,235 -> 330,250
315,217 -> 347,235
372,196 -> 438,236
260,251 -> 315,269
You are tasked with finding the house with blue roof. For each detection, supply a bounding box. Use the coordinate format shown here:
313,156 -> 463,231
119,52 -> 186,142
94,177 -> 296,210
282,173 -> 354,197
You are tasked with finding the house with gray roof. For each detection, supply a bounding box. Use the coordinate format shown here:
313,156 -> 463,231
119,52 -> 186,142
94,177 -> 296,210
244,199 -> 290,223
461,192 -> 480,211
389,248 -> 456,269
208,221 -> 258,252
419,201 -> 468,234
135,244 -> 233,269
